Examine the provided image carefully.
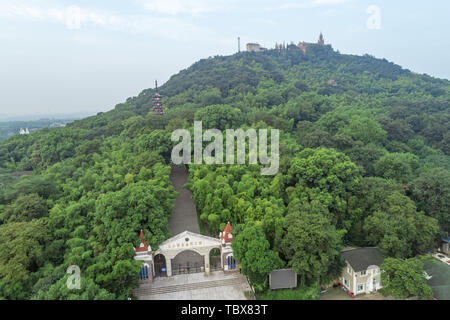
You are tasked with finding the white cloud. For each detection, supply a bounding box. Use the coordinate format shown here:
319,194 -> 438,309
0,3 -> 115,30
279,2 -> 310,9
57,6 -> 115,30
143,0 -> 205,15
314,0 -> 351,4
66,6 -> 82,30
1,3 -> 44,20
0,1 -> 233,43
280,0 -> 352,9
139,0 -> 232,15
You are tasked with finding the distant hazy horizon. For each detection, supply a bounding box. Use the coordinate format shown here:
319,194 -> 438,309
0,112 -> 94,122
1,0 -> 449,118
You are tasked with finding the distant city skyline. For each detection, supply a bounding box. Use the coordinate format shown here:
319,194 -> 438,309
0,0 -> 449,117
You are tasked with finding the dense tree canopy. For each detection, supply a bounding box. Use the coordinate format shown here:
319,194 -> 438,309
0,44 -> 448,298
410,167 -> 450,232
363,191 -> 439,258
232,225 -> 283,291
279,202 -> 344,285
380,256 -> 433,300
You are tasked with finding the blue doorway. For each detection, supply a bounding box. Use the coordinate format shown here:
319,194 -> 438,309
227,256 -> 236,270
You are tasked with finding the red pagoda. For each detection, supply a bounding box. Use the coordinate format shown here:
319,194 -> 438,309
220,222 -> 233,244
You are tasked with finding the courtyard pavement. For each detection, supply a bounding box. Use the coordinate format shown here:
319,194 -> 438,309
134,271 -> 251,300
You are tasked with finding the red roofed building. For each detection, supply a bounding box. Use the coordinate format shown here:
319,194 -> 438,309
219,222 -> 239,272
135,229 -> 150,253
134,230 -> 153,282
220,222 -> 233,244
297,42 -> 307,53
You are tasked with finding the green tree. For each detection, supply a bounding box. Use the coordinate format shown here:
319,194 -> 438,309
346,177 -> 402,244
93,180 -> 174,250
32,274 -> 115,300
280,202 -> 344,284
194,104 -> 243,130
0,219 -> 50,299
380,256 -> 433,300
410,167 -> 450,232
374,152 -> 419,183
2,193 -> 48,222
363,191 -> 439,258
339,115 -> 387,145
287,147 -> 360,228
232,225 -> 283,291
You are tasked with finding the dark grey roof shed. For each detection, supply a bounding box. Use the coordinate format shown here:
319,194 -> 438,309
269,269 -> 297,290
341,247 -> 384,272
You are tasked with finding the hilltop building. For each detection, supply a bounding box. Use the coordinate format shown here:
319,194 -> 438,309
297,42 -> 307,53
246,43 -> 267,52
134,222 -> 239,282
19,128 -> 29,135
260,33 -> 327,54
275,43 -> 285,51
318,32 -> 325,45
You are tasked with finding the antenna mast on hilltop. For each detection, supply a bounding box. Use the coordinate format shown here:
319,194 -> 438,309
153,80 -> 164,115
238,37 -> 241,53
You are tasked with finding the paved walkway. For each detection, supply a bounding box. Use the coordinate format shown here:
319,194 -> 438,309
169,166 -> 200,235
134,271 -> 251,300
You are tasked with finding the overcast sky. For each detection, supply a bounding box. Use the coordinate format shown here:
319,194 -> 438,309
0,0 -> 449,118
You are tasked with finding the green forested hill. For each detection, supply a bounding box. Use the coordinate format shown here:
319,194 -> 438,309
0,44 -> 449,299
